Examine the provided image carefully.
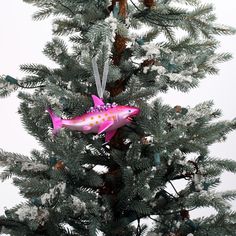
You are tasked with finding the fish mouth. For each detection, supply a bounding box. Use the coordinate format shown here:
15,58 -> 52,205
126,108 -> 140,122
127,116 -> 133,121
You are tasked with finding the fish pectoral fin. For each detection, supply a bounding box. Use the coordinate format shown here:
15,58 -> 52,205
105,130 -> 117,143
92,95 -> 105,107
83,125 -> 92,132
98,121 -> 114,134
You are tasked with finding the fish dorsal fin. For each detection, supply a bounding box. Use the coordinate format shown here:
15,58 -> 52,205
92,95 -> 105,107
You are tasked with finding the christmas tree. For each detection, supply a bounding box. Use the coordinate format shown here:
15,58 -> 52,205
0,0 -> 236,235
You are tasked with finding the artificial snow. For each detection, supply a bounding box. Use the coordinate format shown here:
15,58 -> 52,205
55,47 -> 63,56
15,205 -> 49,226
143,135 -> 154,144
142,43 -> 160,57
21,162 -> 48,172
167,73 -> 193,83
16,205 -> 38,222
125,17 -> 131,27
193,173 -> 203,192
151,65 -> 167,75
143,66 -> 149,74
71,195 -> 87,214
173,149 -> 184,157
196,191 -> 231,209
36,209 -> 50,226
52,22 -> 59,32
146,232 -> 158,236
0,80 -> 17,92
168,102 -> 213,127
143,64 -> 167,75
176,221 -> 181,228
47,95 -> 61,106
105,13 -> 118,42
40,182 -> 66,205
67,81 -> 72,90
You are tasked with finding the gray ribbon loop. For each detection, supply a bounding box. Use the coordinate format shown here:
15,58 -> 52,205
101,60 -> 109,96
92,57 -> 109,98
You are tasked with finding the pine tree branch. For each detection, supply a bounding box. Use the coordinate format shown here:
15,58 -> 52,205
17,82 -> 45,89
130,0 -> 175,28
0,217 -> 29,233
148,216 -> 170,228
55,0 -> 76,16
188,160 -> 199,173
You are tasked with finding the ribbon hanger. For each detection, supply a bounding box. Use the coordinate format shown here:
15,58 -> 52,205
92,57 -> 109,99
92,37 -> 111,99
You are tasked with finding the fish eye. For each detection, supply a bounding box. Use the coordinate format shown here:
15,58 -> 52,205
128,110 -> 132,112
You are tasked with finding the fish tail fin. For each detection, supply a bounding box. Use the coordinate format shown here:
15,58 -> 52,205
46,108 -> 62,134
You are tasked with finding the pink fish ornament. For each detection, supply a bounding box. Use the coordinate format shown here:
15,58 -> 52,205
47,95 -> 140,143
